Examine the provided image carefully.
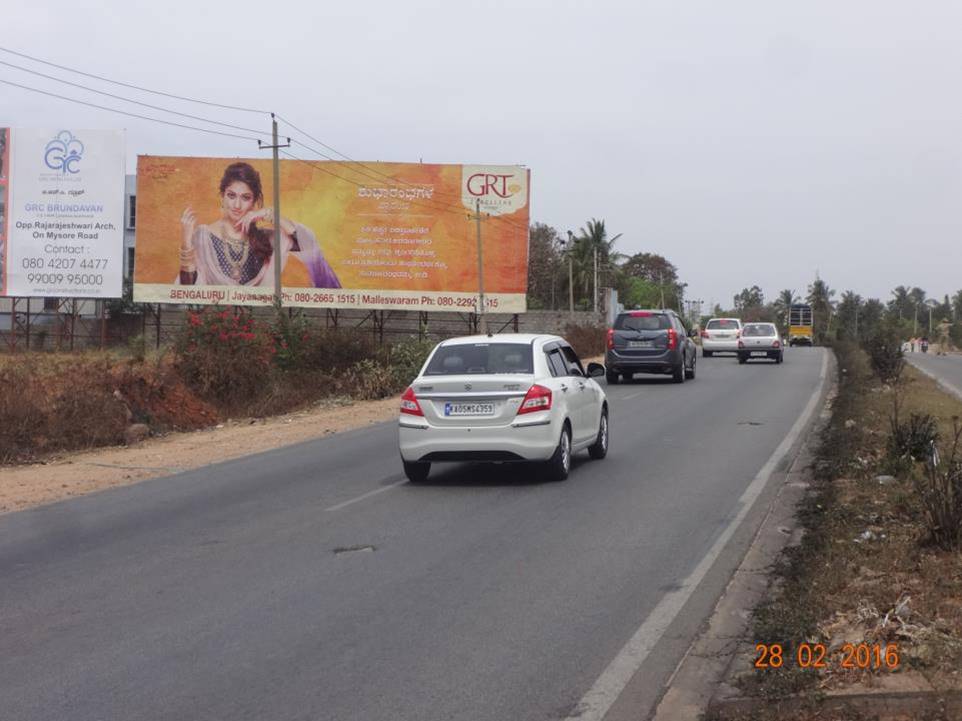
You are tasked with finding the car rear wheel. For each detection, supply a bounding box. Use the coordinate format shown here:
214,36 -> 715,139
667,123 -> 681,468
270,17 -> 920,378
403,460 -> 431,483
605,370 -> 620,384
588,409 -> 609,460
702,349 -> 713,358
777,352 -> 784,364
738,354 -> 747,364
685,356 -> 696,379
545,424 -> 572,481
672,361 -> 685,383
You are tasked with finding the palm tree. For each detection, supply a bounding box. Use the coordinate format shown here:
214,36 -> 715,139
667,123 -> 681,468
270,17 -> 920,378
571,218 -> 624,308
889,285 -> 911,320
772,289 -> 797,331
807,277 -> 836,342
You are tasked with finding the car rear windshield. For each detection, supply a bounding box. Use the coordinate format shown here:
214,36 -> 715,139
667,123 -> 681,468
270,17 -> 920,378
614,313 -> 671,331
743,324 -> 777,337
424,343 -> 534,375
706,319 -> 740,330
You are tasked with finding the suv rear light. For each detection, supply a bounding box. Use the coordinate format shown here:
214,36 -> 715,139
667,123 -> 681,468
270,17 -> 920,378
629,311 -> 652,317
667,328 -> 678,350
607,328 -> 615,350
517,384 -> 552,415
400,386 -> 423,416
773,339 -> 781,349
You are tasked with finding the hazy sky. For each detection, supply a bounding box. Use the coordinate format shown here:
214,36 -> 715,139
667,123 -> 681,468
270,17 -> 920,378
4,0 -> 961,309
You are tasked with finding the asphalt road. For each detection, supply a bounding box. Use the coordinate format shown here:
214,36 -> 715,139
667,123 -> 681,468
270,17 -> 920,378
907,352 -> 962,401
0,347 -> 828,721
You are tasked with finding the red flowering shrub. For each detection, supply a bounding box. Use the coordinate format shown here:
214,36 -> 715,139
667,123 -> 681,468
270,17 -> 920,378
174,308 -> 274,408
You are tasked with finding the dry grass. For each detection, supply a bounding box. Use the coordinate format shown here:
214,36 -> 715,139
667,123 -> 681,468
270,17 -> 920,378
729,344 -> 962,719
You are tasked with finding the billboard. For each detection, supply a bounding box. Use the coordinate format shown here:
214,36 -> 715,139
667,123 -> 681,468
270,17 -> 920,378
1,128 -> 125,298
133,157 -> 529,311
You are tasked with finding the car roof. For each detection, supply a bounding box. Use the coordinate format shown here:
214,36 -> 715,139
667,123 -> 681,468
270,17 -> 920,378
438,333 -> 561,346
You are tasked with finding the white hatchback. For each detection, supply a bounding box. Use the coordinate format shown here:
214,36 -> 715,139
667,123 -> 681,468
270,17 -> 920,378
700,317 -> 743,356
737,322 -> 784,364
398,334 -> 609,483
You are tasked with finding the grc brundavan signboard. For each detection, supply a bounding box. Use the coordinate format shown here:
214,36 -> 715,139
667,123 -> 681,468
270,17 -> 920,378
133,157 -> 530,311
0,128 -> 125,298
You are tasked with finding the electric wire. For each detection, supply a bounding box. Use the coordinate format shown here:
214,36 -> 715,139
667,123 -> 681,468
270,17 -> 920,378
0,77 -> 262,143
0,45 -> 269,114
0,60 -> 272,140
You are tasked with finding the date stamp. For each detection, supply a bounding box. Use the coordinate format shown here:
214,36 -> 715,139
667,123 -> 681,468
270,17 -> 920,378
754,643 -> 900,670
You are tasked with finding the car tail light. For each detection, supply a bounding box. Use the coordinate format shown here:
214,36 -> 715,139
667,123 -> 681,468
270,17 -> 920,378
667,328 -> 678,350
400,386 -> 423,416
629,311 -> 652,317
737,340 -> 745,349
517,384 -> 552,415
607,328 -> 615,349
700,330 -> 709,338
773,339 -> 781,349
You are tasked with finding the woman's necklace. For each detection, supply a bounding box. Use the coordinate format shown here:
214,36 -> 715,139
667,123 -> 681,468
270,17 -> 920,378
217,224 -> 250,282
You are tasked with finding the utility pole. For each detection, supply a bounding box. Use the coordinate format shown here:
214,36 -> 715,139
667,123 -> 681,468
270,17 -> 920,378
258,114 -> 290,321
566,230 -> 574,315
469,199 -> 488,335
593,246 -> 598,314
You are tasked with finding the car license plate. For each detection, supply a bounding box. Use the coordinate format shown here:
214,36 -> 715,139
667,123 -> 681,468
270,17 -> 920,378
444,402 -> 495,417
751,351 -> 768,356
628,340 -> 654,348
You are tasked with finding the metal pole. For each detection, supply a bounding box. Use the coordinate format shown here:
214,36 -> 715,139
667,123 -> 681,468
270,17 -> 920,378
593,247 -> 598,314
567,230 -> 574,314
271,115 -> 283,317
475,199 -> 487,335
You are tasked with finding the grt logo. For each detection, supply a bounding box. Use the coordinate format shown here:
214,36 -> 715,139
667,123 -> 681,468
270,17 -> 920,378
466,173 -> 515,198
44,131 -> 84,174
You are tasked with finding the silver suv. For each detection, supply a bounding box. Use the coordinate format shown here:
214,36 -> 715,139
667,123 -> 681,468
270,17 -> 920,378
605,309 -> 697,384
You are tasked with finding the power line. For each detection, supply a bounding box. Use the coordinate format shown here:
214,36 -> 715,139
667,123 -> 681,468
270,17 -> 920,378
0,59 -> 271,140
0,45 -> 269,114
0,77 -> 262,143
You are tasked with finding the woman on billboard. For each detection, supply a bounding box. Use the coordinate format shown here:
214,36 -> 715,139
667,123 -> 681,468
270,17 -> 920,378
177,162 -> 340,288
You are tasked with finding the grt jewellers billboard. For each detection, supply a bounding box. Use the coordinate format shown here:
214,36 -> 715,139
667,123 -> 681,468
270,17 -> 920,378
132,156 -> 530,311
0,128 -> 125,298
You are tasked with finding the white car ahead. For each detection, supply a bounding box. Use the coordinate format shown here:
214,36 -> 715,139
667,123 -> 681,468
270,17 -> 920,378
737,322 -> 784,364
700,317 -> 742,356
398,334 -> 609,483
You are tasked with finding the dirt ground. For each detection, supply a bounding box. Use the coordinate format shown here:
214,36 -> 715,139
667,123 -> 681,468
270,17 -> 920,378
0,395 -> 399,515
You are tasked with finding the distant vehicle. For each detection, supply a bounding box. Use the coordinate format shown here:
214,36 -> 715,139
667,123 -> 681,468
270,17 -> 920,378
398,334 -> 609,483
700,317 -> 743,357
738,322 -> 784,364
605,309 -> 696,383
787,304 -> 814,346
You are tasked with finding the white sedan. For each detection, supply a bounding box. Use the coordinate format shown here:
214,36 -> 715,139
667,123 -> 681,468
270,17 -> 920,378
737,322 -> 784,364
398,334 -> 609,483
700,317 -> 743,356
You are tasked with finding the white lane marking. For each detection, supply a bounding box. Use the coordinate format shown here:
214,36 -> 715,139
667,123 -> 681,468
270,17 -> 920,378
565,349 -> 829,721
325,479 -> 408,512
623,391 -> 645,400
906,358 -> 962,403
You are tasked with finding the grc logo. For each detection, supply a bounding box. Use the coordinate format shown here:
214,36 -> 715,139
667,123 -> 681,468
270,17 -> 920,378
44,131 -> 84,174
461,165 -> 528,216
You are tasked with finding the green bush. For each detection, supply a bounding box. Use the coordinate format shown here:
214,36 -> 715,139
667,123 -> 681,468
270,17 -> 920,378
384,337 -> 434,389
888,412 -> 939,463
862,327 -> 904,384
174,308 -> 274,408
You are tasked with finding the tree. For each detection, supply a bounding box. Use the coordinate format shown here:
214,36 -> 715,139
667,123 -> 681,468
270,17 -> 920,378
571,218 -> 624,309
835,290 -> 863,341
772,289 -> 797,334
953,289 -> 962,321
526,223 -> 564,310
733,286 -> 765,313
807,276 -> 836,343
618,252 -> 686,310
860,299 -> 885,339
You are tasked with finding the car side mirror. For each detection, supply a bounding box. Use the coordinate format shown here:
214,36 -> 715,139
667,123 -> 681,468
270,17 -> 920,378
586,362 -> 605,378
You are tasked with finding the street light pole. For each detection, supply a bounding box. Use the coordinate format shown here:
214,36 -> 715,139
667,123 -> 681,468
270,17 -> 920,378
566,230 -> 574,315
